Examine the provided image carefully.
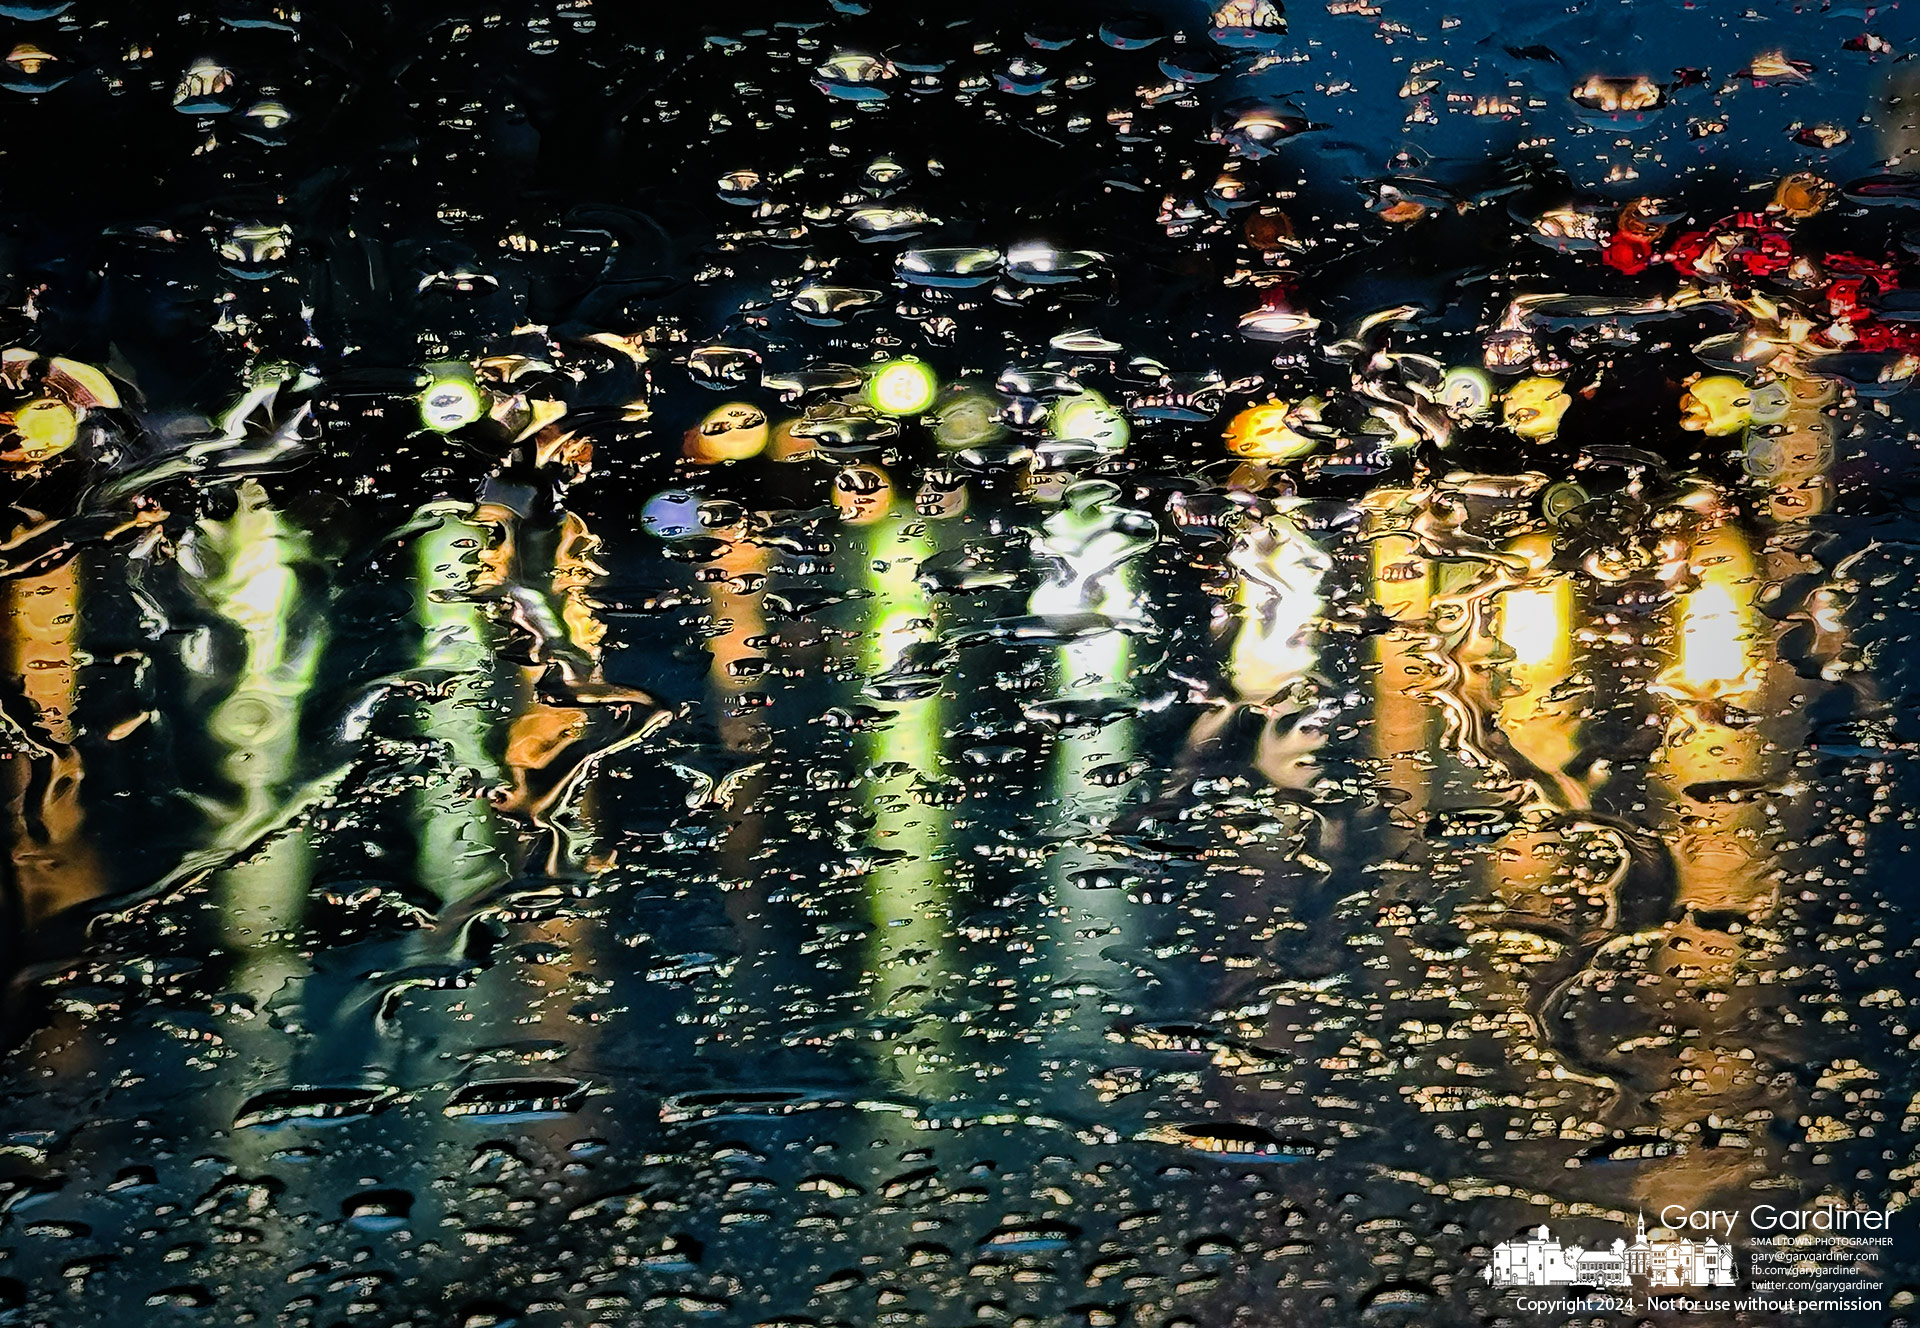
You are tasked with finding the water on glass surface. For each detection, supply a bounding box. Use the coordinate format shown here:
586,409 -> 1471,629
2,0 -> 1920,1323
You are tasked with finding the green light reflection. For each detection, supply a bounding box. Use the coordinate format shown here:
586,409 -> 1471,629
858,515 -> 957,1097
412,508 -> 510,904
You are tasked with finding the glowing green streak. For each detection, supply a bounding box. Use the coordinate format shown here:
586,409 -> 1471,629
413,511 -> 509,903
858,516 -> 957,1097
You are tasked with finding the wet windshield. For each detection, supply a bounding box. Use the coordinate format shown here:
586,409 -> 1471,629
2,0 -> 1918,1323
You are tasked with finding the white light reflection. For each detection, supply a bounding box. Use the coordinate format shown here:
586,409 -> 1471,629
198,481 -> 324,999
1028,480 -> 1155,624
1227,504 -> 1329,706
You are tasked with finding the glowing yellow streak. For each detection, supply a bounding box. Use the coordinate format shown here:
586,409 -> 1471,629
1676,585 -> 1751,694
1493,574 -> 1582,809
1658,522 -> 1771,914
1666,525 -> 1759,702
1369,516 -> 1434,813
1499,582 -> 1571,672
6,556 -> 99,927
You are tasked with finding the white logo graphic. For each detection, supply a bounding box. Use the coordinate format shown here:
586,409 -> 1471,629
1484,1214 -> 1738,1289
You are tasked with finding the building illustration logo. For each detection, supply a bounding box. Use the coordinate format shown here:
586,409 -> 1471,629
1484,1214 -> 1738,1289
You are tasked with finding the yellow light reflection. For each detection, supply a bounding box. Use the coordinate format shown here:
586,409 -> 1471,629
1677,583 -> 1750,692
685,401 -> 770,463
1367,502 -> 1436,813
1493,564 -> 1582,808
5,553 -> 99,927
1223,399 -> 1318,462
1499,581 -> 1571,672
